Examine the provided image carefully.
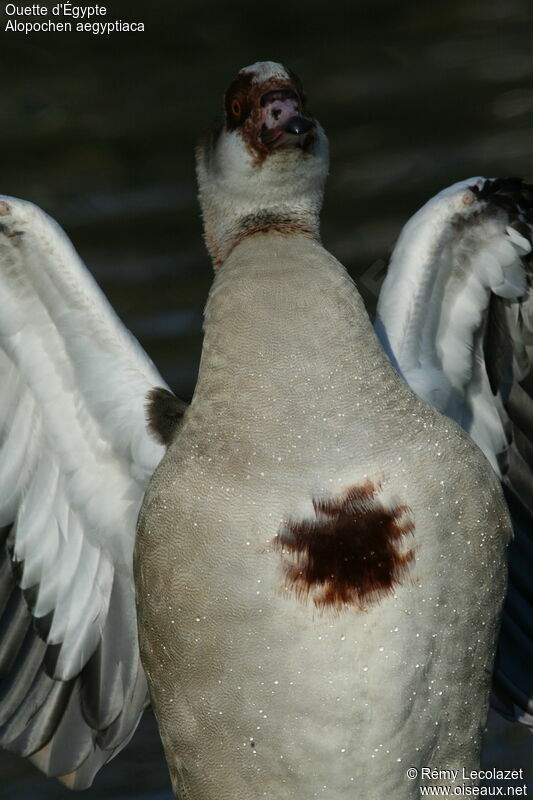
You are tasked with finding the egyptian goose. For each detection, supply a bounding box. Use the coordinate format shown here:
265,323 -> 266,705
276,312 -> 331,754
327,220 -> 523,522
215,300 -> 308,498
0,63 -> 510,798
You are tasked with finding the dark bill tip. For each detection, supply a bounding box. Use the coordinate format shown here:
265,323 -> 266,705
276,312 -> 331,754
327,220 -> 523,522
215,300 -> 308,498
283,115 -> 313,135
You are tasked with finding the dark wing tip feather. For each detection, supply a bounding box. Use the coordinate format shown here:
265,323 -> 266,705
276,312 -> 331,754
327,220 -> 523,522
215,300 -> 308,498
0,590 -> 32,678
471,176 -> 532,205
476,178 -> 533,399
33,610 -> 53,641
483,293 -> 513,396
43,642 -> 62,678
9,556 -> 23,585
146,386 -> 187,447
492,485 -> 533,725
470,177 -> 533,246
0,532 -> 149,784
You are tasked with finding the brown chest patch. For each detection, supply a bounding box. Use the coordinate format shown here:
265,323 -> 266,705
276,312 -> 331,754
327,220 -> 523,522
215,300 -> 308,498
273,481 -> 415,610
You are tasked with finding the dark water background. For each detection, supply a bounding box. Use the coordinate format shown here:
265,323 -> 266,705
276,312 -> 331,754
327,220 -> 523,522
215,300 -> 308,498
0,0 -> 532,796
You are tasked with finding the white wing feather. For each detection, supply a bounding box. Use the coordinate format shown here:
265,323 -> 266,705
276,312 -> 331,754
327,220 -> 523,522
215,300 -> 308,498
375,177 -> 532,474
375,176 -> 533,726
0,196 -> 167,785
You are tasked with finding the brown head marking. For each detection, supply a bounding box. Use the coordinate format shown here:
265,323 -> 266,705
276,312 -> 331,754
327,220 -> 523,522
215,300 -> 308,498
224,71 -> 255,131
273,480 -> 415,611
223,67 -> 312,165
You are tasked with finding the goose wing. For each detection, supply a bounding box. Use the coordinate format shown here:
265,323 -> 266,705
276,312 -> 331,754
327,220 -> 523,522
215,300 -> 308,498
375,177 -> 533,725
0,197 -> 178,786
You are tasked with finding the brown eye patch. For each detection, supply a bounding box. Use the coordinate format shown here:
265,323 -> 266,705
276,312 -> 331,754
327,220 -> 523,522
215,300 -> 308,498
224,71 -> 254,131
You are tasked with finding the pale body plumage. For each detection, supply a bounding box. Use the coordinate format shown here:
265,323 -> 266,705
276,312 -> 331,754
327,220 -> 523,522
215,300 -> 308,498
136,231 -> 508,799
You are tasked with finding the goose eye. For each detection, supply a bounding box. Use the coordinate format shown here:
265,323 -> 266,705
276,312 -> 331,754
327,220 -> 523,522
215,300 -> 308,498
231,99 -> 241,117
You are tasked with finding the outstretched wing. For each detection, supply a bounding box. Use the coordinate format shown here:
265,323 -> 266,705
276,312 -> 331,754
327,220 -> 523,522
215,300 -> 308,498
0,197 -> 172,787
375,177 -> 533,725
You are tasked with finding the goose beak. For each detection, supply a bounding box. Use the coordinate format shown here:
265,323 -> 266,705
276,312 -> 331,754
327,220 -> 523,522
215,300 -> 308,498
282,115 -> 313,136
259,92 -> 314,149
260,113 -> 314,148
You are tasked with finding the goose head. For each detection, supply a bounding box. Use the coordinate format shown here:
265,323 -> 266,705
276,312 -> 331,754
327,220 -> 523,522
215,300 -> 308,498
196,61 -> 329,268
